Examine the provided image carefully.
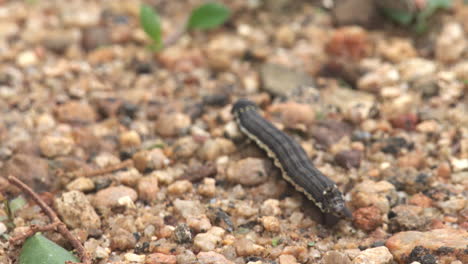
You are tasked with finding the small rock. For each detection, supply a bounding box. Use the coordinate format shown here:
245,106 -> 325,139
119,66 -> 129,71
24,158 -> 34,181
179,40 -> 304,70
177,250 -> 198,264
261,199 -> 282,216
350,180 -> 398,214
115,168 -> 142,187
0,222 -> 7,235
451,158 -> 468,172
81,26 -> 112,51
173,199 -> 205,220
352,246 -> 393,264
146,253 -> 177,264
2,154 -> 53,192
358,64 -> 399,93
133,149 -> 169,172
353,206 -> 382,231
119,131 -> 141,151
322,86 -> 376,121
193,227 -> 225,251
386,229 -> 468,263
331,0 -> 379,27
93,186 -> 137,210
198,178 -> 216,197
261,216 -> 281,232
326,26 -> 370,60
172,136 -> 199,159
282,246 -> 308,263
384,168 -> 433,194
56,101 -> 97,124
310,120 -> 353,148
436,23 -> 466,63
54,191 -> 101,231
322,251 -> 351,264
437,197 -> 466,214
408,193 -> 433,208
66,177 -> 95,192
167,180 -> 193,195
198,138 -> 236,161
335,150 -> 362,169
390,113 -> 419,131
39,135 -> 75,158
260,63 -> 315,96
204,34 -> 247,71
43,30 -> 75,53
174,223 -> 192,244
137,176 -> 159,202
267,102 -> 315,130
416,120 -> 440,133
197,251 -> 234,264
124,253 -> 145,263
226,158 -> 272,186
279,254 -> 299,264
275,25 -> 296,47
234,238 -> 265,257
388,205 -> 429,232
16,50 -> 38,67
378,38 -> 417,63
155,112 -> 191,137
398,58 -> 436,82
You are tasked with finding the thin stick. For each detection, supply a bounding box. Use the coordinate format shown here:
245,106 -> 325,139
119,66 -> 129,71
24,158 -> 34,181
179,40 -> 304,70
8,175 -> 91,264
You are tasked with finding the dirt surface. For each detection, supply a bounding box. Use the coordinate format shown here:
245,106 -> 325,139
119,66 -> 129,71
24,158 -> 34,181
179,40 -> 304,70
0,0 -> 467,264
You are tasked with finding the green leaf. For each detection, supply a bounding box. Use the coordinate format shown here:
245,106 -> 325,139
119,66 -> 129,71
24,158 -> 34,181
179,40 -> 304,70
271,237 -> 282,247
381,8 -> 414,25
307,241 -> 316,247
9,196 -> 27,215
187,3 -> 231,30
19,233 -> 79,264
140,4 -> 162,49
414,0 -> 452,33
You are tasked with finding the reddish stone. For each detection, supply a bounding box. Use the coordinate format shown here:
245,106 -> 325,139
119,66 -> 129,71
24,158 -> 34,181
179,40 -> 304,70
353,206 -> 383,231
146,253 -> 176,264
390,113 -> 418,131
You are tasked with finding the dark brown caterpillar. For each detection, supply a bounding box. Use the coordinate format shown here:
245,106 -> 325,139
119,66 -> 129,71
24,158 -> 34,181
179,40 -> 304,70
232,99 -> 352,219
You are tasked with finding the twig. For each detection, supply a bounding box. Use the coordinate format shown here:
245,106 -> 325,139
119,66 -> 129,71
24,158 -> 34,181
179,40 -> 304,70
7,175 -> 91,264
75,159 -> 133,178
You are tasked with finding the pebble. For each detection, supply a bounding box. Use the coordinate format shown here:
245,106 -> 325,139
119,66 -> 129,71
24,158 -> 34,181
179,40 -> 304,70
167,180 -> 193,195
275,25 -> 296,47
173,199 -> 205,220
193,227 -> 225,251
260,63 -> 315,96
56,101 -> 97,124
39,135 -> 75,158
196,251 -> 234,264
398,58 -> 437,82
386,229 -> 468,263
177,250 -> 198,264
145,253 -> 176,264
155,112 -> 191,137
311,120 -> 353,148
137,176 -> 159,202
352,206 -> 383,231
226,158 -> 271,186
204,34 -> 247,71
335,150 -> 362,169
124,253 -> 145,263
388,205 -> 428,232
174,223 -> 192,244
322,86 -> 376,121
261,216 -> 281,232
267,102 -> 315,130
172,136 -> 199,159
322,251 -> 351,264
437,197 -> 466,214
408,193 -> 433,208
198,138 -> 236,161
42,30 -> 76,54
279,254 -> 299,264
66,177 -> 95,192
81,26 -> 112,51
93,186 -> 137,210
0,222 -> 7,235
350,180 -> 398,214
119,130 -> 141,150
326,26 -> 370,60
2,154 -> 53,192
261,199 -> 282,216
16,50 -> 38,67
198,178 -> 216,197
54,191 -> 101,231
390,113 -> 419,131
331,0 -> 379,27
234,238 -> 265,257
378,38 -> 417,63
358,64 -> 399,93
352,246 -> 393,264
436,23 -> 466,63
282,246 -> 308,263
133,149 -> 169,172
114,168 -> 142,187
451,158 -> 468,172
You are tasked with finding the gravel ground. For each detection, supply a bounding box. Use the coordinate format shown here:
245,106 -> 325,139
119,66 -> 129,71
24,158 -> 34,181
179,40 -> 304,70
0,0 -> 467,264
